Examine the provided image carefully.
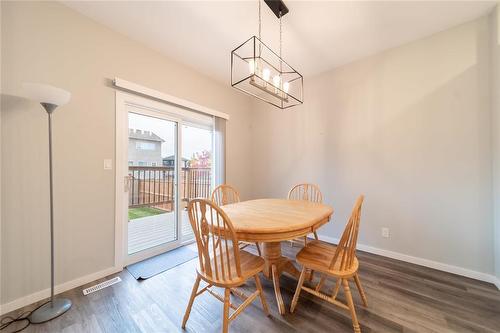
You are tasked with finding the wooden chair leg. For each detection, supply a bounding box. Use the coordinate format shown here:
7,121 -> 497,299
254,274 -> 269,316
353,273 -> 368,307
342,279 -> 361,333
313,231 -> 319,240
222,288 -> 231,333
182,275 -> 201,328
331,278 -> 341,299
290,267 -> 307,313
255,243 -> 262,256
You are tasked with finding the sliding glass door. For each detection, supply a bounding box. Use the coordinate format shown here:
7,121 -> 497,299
121,96 -> 215,265
126,110 -> 181,263
180,123 -> 213,241
127,112 -> 179,255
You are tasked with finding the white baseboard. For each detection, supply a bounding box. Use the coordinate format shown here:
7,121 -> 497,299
318,234 -> 500,290
0,265 -> 123,316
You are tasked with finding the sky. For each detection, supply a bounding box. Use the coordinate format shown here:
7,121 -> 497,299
128,112 -> 212,160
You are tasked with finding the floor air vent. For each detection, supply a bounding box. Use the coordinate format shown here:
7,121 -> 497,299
83,276 -> 122,295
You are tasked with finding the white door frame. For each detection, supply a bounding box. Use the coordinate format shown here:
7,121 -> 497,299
115,91 -> 192,267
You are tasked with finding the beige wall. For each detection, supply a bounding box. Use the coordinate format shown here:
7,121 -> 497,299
2,0 -> 499,310
251,16 -> 494,274
492,5 -> 500,280
0,1 -> 253,305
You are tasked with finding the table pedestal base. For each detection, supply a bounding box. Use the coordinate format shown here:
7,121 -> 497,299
261,242 -> 304,315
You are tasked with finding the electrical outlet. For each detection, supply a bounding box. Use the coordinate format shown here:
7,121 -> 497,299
381,227 -> 390,238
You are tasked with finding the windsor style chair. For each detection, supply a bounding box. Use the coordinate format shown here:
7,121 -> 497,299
287,183 -> 323,245
290,195 -> 367,333
182,199 -> 269,333
212,184 -> 262,256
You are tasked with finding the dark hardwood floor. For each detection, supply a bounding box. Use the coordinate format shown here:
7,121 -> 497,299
2,243 -> 500,332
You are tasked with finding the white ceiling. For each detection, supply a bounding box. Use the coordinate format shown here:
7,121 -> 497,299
63,1 -> 496,83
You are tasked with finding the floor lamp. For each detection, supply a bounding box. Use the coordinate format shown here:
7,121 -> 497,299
22,83 -> 72,323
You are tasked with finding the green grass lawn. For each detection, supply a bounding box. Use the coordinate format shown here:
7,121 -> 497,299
128,207 -> 165,220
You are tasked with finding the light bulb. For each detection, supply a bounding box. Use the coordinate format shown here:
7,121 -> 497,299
272,75 -> 281,88
283,81 -> 290,93
248,59 -> 255,74
262,68 -> 270,82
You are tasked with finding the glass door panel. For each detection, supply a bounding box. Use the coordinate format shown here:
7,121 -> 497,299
127,112 -> 178,255
180,123 -> 213,242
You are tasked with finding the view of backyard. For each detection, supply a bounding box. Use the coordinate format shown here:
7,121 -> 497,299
126,166 -> 211,254
128,207 -> 164,220
127,113 -> 213,255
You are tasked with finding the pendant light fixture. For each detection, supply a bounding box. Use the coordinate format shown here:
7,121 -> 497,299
231,0 -> 303,109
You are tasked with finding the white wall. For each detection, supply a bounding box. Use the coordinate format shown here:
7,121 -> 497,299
492,5 -> 500,281
251,16 -> 495,275
0,1 -> 253,306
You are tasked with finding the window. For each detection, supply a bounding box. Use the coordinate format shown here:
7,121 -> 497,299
152,162 -> 157,167
128,161 -> 133,166
138,161 -> 146,166
136,141 -> 155,150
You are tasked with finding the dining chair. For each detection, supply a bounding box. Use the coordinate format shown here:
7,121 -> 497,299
212,184 -> 262,256
182,198 -> 269,333
290,195 -> 367,333
287,183 -> 323,245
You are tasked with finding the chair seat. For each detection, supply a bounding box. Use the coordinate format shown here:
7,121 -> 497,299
198,248 -> 265,286
296,240 -> 359,277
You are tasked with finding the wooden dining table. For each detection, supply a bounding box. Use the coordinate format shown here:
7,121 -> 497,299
221,198 -> 334,315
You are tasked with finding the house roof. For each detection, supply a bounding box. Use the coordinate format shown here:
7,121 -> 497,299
163,155 -> 190,162
129,129 -> 164,142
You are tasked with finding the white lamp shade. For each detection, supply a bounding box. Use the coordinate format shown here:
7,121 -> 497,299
21,83 -> 71,106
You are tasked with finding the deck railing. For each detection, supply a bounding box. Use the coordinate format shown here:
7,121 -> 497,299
128,166 -> 211,210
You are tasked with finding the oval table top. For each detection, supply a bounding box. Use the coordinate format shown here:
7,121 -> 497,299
221,198 -> 334,242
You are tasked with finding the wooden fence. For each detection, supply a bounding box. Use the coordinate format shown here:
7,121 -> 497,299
128,166 -> 211,211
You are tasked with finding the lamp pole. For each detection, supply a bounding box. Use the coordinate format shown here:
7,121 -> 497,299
43,103 -> 56,304
23,84 -> 72,323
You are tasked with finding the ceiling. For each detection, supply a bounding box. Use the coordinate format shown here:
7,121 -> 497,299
62,1 -> 496,83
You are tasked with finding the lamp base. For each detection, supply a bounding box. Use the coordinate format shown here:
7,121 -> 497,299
28,298 -> 72,324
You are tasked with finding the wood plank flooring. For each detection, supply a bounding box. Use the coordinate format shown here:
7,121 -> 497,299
2,243 -> 500,332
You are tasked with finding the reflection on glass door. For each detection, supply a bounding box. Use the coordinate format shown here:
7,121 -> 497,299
127,112 -> 178,255
180,124 -> 213,241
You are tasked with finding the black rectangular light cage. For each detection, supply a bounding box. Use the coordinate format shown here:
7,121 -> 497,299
231,36 -> 303,109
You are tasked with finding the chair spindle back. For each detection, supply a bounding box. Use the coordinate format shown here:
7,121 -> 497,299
188,198 -> 242,281
212,184 -> 240,206
287,183 -> 323,203
329,195 -> 364,272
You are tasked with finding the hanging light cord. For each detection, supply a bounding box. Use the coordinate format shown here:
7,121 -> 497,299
279,10 -> 283,77
279,11 -> 282,60
258,0 -> 261,40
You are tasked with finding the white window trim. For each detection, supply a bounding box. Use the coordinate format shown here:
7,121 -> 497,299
113,77 -> 230,120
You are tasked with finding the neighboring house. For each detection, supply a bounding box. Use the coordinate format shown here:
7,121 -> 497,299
128,129 -> 164,166
162,155 -> 190,168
